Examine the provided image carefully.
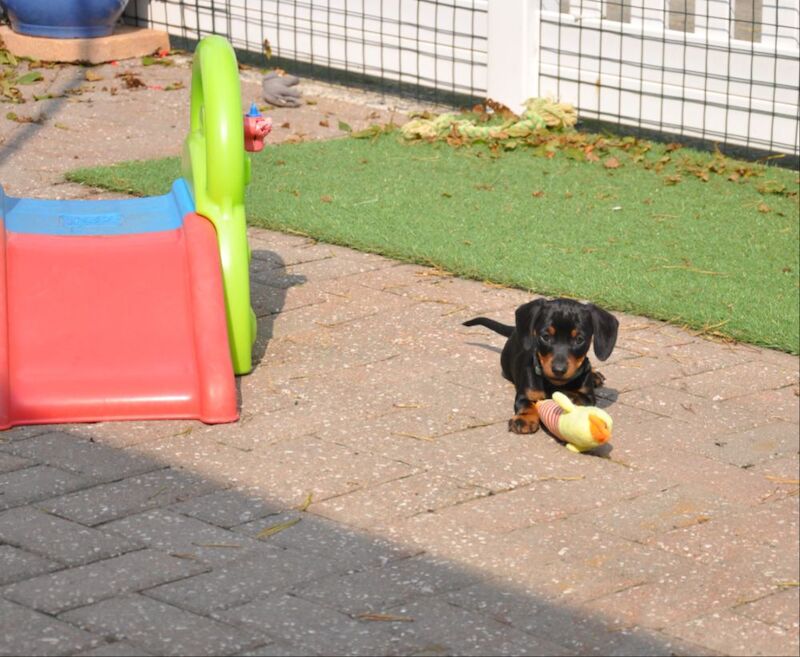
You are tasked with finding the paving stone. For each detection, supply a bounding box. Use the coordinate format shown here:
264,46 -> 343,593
0,465 -> 93,511
751,452 -> 800,482
445,582 -> 721,656
2,432 -> 162,482
736,587 -> 800,632
235,641 -> 316,656
352,264 -> 528,315
101,509 -> 278,567
571,483 -> 737,543
414,459 -> 664,536
169,489 -> 283,528
663,361 -> 799,400
0,506 -> 138,566
581,558 -> 781,631
606,445 -> 779,507
385,596 -> 572,656
0,545 -> 61,586
593,356 -> 685,393
217,592 -> 405,656
61,594 -> 264,657
0,598 -> 98,656
679,421 -> 800,467
294,554 -> 481,615
233,512 -> 415,572
0,452 -> 34,474
310,472 -> 487,529
75,421 -> 203,449
132,433 -> 415,508
145,545 -> 335,615
665,610 -> 800,656
646,497 -> 799,582
37,468 -> 220,526
731,385 -> 800,425
250,280 -> 322,317
77,641 -> 153,656
0,424 -> 55,442
3,548 -> 209,614
644,338 -> 759,376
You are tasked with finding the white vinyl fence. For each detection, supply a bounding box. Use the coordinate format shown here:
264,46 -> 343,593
125,0 -> 800,155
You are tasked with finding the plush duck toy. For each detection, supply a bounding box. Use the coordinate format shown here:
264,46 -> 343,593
535,392 -> 613,453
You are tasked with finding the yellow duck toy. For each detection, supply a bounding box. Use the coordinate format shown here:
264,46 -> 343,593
535,392 -> 613,453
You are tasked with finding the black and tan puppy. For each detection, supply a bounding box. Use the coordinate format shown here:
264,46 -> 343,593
464,298 -> 618,434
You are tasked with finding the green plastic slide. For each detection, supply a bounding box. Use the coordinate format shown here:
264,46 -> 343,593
182,35 -> 256,375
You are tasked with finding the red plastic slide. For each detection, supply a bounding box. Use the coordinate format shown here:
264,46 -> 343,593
0,188 -> 238,430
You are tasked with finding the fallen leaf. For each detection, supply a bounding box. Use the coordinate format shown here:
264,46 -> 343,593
280,121 -> 290,129
532,190 -> 545,198
257,517 -> 301,539
142,55 -> 173,66
5,112 -> 38,123
320,194 -> 333,203
14,71 -> 43,86
392,431 -> 434,442
116,72 -> 145,89
319,119 -> 330,127
603,156 -> 621,169
296,492 -> 313,511
338,120 -> 352,132
356,613 -> 415,623
757,202 -> 771,213
664,175 -> 682,185
764,476 -> 800,484
85,69 -> 103,82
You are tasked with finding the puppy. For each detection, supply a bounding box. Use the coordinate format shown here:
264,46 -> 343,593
464,298 -> 618,434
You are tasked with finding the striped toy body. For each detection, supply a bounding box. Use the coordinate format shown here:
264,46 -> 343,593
536,398 -> 565,440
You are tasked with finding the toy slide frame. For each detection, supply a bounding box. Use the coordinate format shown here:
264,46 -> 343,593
0,36 -> 258,430
183,35 -> 256,375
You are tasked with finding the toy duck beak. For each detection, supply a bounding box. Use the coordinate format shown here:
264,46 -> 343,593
589,414 -> 611,443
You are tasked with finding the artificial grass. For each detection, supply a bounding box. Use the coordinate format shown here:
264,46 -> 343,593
68,134 -> 800,354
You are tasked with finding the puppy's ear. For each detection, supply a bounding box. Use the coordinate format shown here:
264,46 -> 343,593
515,299 -> 545,351
588,304 -> 619,361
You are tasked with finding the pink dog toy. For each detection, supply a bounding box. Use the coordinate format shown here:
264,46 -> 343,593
244,103 -> 272,152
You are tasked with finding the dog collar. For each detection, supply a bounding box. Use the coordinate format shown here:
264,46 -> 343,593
533,353 -> 590,383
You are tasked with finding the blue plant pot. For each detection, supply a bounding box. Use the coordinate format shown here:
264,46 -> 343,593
1,0 -> 130,38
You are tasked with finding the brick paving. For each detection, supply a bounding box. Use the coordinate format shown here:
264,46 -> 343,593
0,53 -> 798,657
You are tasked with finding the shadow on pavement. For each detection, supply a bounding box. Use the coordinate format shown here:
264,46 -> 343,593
0,424 -> 702,657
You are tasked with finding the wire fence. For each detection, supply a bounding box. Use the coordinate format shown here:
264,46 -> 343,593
123,0 -> 799,160
539,0 -> 800,159
124,0 -> 489,107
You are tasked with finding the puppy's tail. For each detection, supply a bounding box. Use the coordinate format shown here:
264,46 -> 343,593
462,317 -> 514,337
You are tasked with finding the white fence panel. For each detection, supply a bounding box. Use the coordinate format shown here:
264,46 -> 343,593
126,0 -> 489,98
126,0 -> 799,154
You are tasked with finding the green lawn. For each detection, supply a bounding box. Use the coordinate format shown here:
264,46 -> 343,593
68,134 -> 800,353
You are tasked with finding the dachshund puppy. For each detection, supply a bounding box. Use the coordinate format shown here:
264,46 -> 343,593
464,298 -> 618,434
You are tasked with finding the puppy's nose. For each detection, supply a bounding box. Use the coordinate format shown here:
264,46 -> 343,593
552,363 -> 568,377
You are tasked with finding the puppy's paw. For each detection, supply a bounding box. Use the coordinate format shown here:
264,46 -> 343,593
508,415 -> 540,434
591,369 -> 606,388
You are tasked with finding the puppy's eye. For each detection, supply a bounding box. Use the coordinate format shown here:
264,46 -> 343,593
539,333 -> 552,344
573,335 -> 585,346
